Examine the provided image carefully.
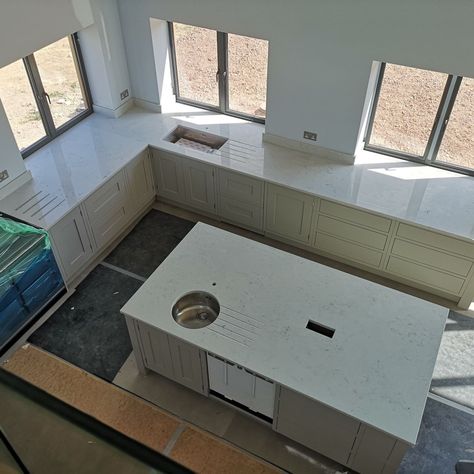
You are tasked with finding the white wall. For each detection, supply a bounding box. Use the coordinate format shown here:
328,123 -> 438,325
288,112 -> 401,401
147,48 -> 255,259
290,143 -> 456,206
0,0 -> 93,68
80,0 -> 132,113
0,102 -> 27,191
117,0 -> 474,156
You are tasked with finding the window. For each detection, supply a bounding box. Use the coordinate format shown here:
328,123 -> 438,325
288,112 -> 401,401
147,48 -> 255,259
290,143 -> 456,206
169,22 -> 268,123
0,34 -> 91,157
365,63 -> 474,175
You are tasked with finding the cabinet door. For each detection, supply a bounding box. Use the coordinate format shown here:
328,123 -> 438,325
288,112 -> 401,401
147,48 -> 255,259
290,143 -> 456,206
218,196 -> 263,232
152,149 -> 185,203
265,184 -> 314,243
218,169 -> 264,205
348,425 -> 408,474
275,386 -> 360,465
126,150 -> 155,213
49,206 -> 94,282
182,158 -> 216,214
137,322 -> 174,379
169,335 -> 208,395
84,171 -> 129,249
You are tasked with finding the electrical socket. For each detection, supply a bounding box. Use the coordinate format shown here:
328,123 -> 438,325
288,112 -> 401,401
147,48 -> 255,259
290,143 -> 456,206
303,131 -> 318,141
0,169 -> 9,183
120,89 -> 129,100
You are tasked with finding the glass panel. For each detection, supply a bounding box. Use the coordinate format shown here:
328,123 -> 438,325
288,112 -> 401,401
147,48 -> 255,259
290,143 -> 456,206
369,64 -> 448,157
34,37 -> 87,129
0,60 -> 46,151
227,33 -> 268,119
173,23 -> 219,106
436,77 -> 474,171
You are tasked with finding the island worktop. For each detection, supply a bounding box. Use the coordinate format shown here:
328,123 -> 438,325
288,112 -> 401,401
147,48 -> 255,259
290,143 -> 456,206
121,222 -> 447,445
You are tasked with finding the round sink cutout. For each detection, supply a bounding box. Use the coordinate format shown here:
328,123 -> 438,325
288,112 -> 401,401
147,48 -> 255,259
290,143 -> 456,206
172,291 -> 220,329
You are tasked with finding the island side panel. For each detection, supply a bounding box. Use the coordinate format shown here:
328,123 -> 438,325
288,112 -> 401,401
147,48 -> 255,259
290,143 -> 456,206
274,385 -> 361,466
124,316 -> 148,375
347,424 -> 410,474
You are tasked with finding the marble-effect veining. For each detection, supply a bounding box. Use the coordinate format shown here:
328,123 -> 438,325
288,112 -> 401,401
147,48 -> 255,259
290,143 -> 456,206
1,104 -> 474,240
121,223 -> 448,445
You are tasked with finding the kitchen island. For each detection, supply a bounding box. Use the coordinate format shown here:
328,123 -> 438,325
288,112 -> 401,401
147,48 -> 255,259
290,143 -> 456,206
121,222 -> 448,473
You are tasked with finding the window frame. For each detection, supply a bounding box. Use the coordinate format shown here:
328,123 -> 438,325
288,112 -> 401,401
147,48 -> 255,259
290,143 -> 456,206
13,33 -> 92,158
364,62 -> 473,177
168,22 -> 266,124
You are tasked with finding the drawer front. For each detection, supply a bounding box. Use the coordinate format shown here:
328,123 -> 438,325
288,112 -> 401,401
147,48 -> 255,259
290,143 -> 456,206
317,215 -> 388,250
219,196 -> 263,231
85,172 -> 129,249
91,206 -> 128,249
218,169 -> 263,205
392,239 -> 472,276
320,200 -> 391,233
315,232 -> 383,268
397,223 -> 474,258
85,172 -> 128,222
276,386 -> 359,465
386,256 -> 465,295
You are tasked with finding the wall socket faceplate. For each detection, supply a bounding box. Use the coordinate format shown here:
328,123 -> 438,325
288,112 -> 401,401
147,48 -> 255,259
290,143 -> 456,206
120,89 -> 129,100
0,170 -> 9,183
303,131 -> 318,141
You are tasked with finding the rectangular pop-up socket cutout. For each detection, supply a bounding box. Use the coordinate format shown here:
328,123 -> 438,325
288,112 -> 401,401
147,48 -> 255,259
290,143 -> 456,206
306,320 -> 335,339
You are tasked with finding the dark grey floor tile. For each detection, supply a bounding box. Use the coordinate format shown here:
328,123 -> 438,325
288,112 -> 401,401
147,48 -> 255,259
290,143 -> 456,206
29,266 -> 142,382
431,310 -> 474,409
104,209 -> 195,278
399,398 -> 474,474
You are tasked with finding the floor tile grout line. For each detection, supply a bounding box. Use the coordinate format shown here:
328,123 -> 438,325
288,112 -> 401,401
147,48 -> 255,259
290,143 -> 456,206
99,261 -> 147,282
427,391 -> 474,416
162,422 -> 186,457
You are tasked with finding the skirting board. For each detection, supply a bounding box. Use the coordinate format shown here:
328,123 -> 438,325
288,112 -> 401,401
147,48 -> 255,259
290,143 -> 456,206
93,99 -> 134,118
133,98 -> 162,113
0,170 -> 32,200
262,132 -> 354,164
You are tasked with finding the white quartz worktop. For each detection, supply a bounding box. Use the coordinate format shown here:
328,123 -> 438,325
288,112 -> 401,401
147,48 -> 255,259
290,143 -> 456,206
1,104 -> 474,241
121,223 -> 447,444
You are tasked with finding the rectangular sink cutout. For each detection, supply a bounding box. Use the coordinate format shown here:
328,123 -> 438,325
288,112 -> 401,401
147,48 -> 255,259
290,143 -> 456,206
306,320 -> 335,338
164,125 -> 228,153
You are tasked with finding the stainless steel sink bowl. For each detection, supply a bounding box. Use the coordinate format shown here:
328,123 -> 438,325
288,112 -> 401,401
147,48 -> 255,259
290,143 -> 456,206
172,291 -> 220,329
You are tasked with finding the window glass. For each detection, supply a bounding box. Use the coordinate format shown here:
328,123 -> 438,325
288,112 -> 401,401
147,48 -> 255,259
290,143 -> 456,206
173,23 -> 219,106
436,77 -> 474,171
369,64 -> 448,157
227,33 -> 268,118
0,60 -> 46,151
34,37 -> 87,129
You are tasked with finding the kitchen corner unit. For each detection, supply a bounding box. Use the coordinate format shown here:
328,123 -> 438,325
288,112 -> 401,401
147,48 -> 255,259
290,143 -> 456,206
121,223 -> 448,474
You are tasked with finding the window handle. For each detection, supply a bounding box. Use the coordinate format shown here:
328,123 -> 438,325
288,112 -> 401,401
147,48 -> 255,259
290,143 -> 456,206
42,91 -> 51,105
216,69 -> 227,82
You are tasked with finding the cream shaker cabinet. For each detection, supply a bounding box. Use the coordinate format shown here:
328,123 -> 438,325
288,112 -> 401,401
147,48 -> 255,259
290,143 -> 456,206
125,149 -> 155,215
127,319 -> 208,395
83,171 -> 130,250
152,149 -> 186,204
152,149 -> 216,214
182,158 -> 217,214
264,183 -> 315,244
274,385 -> 360,466
49,205 -> 94,284
217,169 -> 264,232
